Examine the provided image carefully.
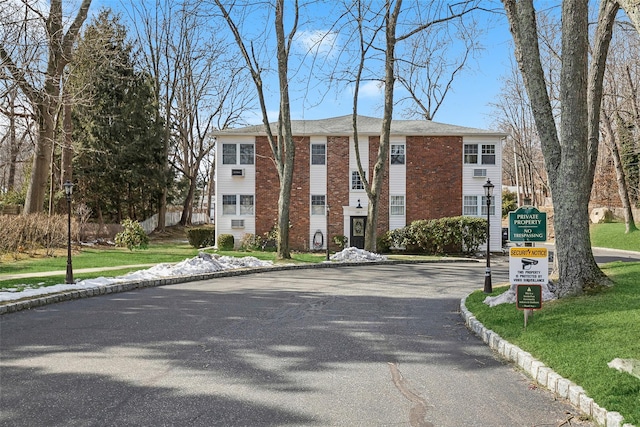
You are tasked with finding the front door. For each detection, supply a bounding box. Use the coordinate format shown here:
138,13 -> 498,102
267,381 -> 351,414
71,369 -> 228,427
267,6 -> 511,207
350,216 -> 367,249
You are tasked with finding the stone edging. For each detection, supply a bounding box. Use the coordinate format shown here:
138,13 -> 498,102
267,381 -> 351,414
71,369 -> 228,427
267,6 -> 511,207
459,296 -> 635,427
0,258 -> 471,315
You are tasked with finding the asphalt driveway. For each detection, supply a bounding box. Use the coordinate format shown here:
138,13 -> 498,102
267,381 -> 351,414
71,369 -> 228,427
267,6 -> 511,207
0,261 -> 593,426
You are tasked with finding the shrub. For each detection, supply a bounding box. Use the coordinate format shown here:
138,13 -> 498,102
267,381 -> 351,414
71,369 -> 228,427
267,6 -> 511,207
239,233 -> 261,251
115,219 -> 149,251
217,234 -> 235,250
390,216 -> 487,255
502,190 -> 518,217
0,213 -> 72,257
377,232 -> 392,253
333,235 -> 348,249
186,226 -> 216,248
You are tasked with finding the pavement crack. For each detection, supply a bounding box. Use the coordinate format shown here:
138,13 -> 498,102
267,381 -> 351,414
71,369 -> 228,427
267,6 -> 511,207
388,362 -> 434,427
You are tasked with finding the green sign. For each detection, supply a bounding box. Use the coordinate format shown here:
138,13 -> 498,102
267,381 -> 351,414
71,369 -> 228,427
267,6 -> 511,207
508,206 -> 547,242
517,285 -> 542,310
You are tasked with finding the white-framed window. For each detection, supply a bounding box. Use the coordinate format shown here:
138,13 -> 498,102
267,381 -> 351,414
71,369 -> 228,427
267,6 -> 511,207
222,195 -> 237,214
481,196 -> 496,216
351,170 -> 365,190
311,195 -> 326,215
223,195 -> 254,215
222,144 -> 237,165
481,145 -> 496,165
222,143 -> 254,165
390,195 -> 405,215
311,144 -> 326,165
390,144 -> 405,165
464,143 -> 496,165
240,144 -> 254,165
239,195 -> 254,215
464,144 -> 478,164
464,195 -> 495,216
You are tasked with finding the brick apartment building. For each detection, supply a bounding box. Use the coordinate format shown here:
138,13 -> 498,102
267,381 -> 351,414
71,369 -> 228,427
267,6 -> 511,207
213,115 -> 504,252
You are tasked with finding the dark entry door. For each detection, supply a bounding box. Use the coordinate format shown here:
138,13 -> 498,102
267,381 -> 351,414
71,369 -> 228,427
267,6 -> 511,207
350,216 -> 367,249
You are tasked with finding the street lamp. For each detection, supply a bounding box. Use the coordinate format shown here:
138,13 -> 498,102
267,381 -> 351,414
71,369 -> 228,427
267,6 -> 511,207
63,180 -> 74,284
326,202 -> 330,261
483,178 -> 494,293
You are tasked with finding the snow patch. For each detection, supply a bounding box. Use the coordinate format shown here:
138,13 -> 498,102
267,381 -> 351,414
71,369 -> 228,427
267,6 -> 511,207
0,252 -> 272,303
329,247 -> 387,262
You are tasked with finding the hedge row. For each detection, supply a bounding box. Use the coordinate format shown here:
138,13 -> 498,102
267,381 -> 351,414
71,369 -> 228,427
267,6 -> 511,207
186,226 -> 216,248
0,214 -> 77,257
385,216 -> 487,255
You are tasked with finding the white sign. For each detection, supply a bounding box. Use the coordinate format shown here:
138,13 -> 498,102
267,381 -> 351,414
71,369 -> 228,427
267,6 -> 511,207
509,247 -> 549,285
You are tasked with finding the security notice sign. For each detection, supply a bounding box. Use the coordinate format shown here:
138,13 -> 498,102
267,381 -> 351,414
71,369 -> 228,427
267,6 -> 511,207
509,247 -> 549,285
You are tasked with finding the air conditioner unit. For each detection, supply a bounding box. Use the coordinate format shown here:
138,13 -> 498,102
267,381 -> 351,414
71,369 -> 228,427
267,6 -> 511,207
231,169 -> 245,177
231,219 -> 245,228
473,168 -> 487,178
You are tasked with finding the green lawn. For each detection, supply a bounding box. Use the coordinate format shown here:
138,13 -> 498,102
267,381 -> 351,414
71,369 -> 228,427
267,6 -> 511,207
591,222 -> 640,252
466,248 -> 640,424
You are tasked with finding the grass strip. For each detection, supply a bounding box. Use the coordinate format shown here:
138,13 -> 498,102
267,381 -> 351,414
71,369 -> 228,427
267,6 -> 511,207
591,222 -> 640,252
465,261 -> 640,425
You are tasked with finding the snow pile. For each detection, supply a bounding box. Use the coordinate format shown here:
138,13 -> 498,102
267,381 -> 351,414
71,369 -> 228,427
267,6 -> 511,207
483,282 -> 557,307
0,252 -> 272,303
330,247 -> 387,262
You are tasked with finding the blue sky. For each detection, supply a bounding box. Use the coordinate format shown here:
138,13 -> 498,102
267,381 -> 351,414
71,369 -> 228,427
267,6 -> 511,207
89,0 -> 516,131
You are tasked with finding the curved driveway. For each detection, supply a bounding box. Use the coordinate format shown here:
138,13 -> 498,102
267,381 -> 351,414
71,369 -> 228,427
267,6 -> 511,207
1,261 -> 593,426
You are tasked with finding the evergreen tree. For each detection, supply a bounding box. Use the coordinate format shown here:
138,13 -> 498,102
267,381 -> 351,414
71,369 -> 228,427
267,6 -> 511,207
69,9 -> 165,223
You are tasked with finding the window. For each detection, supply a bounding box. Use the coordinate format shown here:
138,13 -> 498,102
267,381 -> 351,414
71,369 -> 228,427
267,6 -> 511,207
481,145 -> 496,165
351,170 -> 365,190
222,144 -> 237,165
222,195 -> 237,215
464,144 -> 478,164
311,195 -> 326,215
464,195 -> 496,216
240,144 -> 254,165
481,196 -> 496,216
463,196 -> 478,216
390,195 -> 405,215
311,144 -> 326,165
223,195 -> 254,215
239,195 -> 254,215
390,144 -> 405,165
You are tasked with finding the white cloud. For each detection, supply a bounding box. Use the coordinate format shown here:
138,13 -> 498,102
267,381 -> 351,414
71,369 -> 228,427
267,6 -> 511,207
296,29 -> 339,58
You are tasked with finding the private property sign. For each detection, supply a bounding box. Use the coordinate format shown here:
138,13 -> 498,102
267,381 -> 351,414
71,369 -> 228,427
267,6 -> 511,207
508,206 -> 547,242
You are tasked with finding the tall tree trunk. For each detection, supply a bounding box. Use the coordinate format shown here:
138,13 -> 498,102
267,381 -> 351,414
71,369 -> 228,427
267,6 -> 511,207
602,112 -> 638,233
502,0 -> 615,296
24,103 -> 56,213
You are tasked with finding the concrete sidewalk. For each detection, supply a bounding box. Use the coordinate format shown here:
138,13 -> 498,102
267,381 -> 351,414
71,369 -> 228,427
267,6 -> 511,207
0,264 -> 157,281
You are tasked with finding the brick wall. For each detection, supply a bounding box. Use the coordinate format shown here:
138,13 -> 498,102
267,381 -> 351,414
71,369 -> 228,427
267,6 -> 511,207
327,136 -> 350,251
255,136 -> 310,251
406,136 -> 462,222
255,136 -> 279,239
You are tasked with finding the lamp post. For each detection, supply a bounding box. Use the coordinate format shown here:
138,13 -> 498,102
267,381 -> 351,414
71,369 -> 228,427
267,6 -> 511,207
326,202 -> 330,261
483,178 -> 494,293
63,180 -> 74,284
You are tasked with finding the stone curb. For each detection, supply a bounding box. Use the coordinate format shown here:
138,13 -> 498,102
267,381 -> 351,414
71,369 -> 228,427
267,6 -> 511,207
460,296 -> 635,427
0,258 -> 473,315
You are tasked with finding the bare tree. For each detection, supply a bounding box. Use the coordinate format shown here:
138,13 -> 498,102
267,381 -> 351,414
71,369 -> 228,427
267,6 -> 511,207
0,83 -> 34,193
501,0 -> 618,297
214,0 -> 298,259
491,58 -> 548,206
0,0 -> 92,213
344,0 -> 480,252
